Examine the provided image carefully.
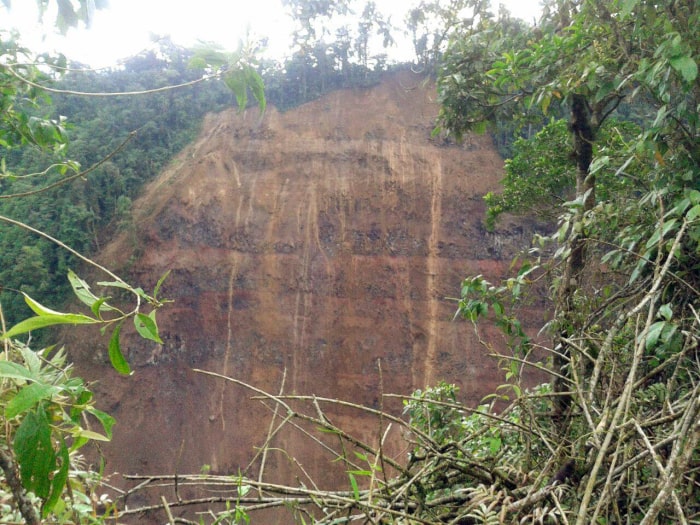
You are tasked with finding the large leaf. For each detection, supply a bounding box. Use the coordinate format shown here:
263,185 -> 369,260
86,407 -> 116,440
42,438 -> 70,517
108,321 -> 131,375
2,312 -> 97,339
670,55 -> 698,83
224,70 -> 248,109
687,204 -> 700,222
645,321 -> 666,351
14,407 -> 56,499
134,311 -> 163,344
0,293 -> 99,339
245,67 -> 266,113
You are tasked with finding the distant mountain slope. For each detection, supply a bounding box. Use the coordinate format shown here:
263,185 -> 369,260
66,70 -> 545,521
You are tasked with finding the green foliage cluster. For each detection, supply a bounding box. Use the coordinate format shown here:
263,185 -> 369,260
425,0 -> 700,522
0,263 -> 170,523
261,0 -> 408,112
0,342 -> 115,523
0,38 -> 249,328
484,118 -> 640,227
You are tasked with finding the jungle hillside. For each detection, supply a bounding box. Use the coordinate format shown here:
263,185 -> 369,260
1,0 -> 699,524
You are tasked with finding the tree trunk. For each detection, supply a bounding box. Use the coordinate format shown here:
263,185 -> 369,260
553,93 -> 596,417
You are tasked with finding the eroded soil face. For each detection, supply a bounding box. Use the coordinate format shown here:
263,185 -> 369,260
66,71 -> 546,519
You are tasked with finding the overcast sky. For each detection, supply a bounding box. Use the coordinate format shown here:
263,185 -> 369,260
1,1 -> 542,68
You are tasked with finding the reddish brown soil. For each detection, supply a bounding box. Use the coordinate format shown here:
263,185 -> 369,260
65,71 -> 548,523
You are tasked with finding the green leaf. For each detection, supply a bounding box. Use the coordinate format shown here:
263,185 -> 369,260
153,270 -> 171,300
68,270 -> 116,314
353,451 -> 368,462
670,55 -> 698,83
492,301 -> 505,316
69,436 -> 89,453
97,281 -> 149,300
19,345 -> 43,375
67,269 -> 100,307
0,361 -> 36,382
96,280 -> 133,291
91,297 -> 114,318
645,321 -> 666,351
688,190 -> 700,205
245,67 -> 266,114
687,204 -> 700,222
540,93 -> 551,115
629,257 -> 647,284
316,426 -> 341,434
348,472 -> 360,501
42,439 -> 70,517
488,436 -> 502,455
14,407 -> 56,499
645,219 -> 678,249
620,0 -> 639,18
134,312 -> 163,344
2,311 -> 98,339
658,303 -> 673,321
6,383 -> 60,419
24,293 -> 78,318
224,70 -> 248,109
71,428 -> 111,441
108,322 -> 131,375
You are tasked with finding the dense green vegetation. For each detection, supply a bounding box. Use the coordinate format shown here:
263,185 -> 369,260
402,0 -> 700,522
1,0 -> 699,523
0,41 -> 229,327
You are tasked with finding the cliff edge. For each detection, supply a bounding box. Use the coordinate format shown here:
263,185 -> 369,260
68,71 -> 543,505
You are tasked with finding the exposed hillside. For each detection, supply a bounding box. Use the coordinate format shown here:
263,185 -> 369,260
66,71 -> 545,519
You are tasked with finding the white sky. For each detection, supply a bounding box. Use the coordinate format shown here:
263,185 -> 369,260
1,1 -> 542,68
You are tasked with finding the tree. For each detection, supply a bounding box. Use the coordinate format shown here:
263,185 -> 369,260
405,0 -> 527,74
483,117 -> 640,226
355,1 -> 394,73
433,0 -> 699,521
1,0 -> 109,33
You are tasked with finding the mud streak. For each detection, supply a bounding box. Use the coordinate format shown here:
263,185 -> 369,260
218,257 -> 239,432
424,160 -> 442,387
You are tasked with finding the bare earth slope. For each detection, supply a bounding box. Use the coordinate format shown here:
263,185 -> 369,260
68,71 -> 543,504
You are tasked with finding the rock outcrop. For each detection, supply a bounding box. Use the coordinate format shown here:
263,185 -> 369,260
67,71 -> 545,518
